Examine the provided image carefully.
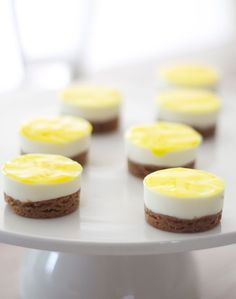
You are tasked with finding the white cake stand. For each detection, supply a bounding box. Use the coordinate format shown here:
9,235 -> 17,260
0,60 -> 236,299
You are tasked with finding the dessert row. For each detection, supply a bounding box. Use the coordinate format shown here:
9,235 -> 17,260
19,116 -> 203,178
2,154 -> 224,233
1,63 -> 225,234
59,83 -> 220,137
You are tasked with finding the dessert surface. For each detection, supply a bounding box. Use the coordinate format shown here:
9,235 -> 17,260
157,89 -> 220,114
160,64 -> 219,87
3,154 -> 82,185
144,168 -> 224,199
126,122 -> 201,156
61,85 -> 122,108
20,116 -> 92,144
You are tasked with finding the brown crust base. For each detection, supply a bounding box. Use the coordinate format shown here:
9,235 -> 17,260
145,206 -> 222,233
91,117 -> 119,133
193,125 -> 216,138
21,151 -> 88,166
128,159 -> 195,179
4,190 -> 80,219
70,151 -> 88,166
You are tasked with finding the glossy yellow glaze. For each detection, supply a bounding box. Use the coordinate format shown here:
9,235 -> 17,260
160,64 -> 219,87
126,122 -> 201,156
61,85 -> 122,108
157,89 -> 220,114
20,116 -> 92,144
3,154 -> 83,184
144,167 -> 224,198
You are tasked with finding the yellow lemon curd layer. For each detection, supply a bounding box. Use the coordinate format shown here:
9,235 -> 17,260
2,154 -> 83,184
160,64 -> 219,87
144,168 -> 224,198
157,89 -> 220,114
61,85 -> 122,108
126,122 -> 201,156
19,116 -> 92,144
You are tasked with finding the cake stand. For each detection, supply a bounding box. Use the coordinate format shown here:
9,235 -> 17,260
0,63 -> 236,299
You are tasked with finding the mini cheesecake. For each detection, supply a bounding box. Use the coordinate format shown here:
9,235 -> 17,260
144,168 -> 224,233
159,64 -> 219,90
60,85 -> 122,133
125,122 -> 202,178
19,116 -> 92,165
156,89 -> 221,137
2,154 -> 82,218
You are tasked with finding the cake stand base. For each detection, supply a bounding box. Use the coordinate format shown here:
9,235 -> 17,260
20,249 -> 200,299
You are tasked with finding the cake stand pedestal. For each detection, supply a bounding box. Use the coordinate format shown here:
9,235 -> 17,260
20,250 -> 199,299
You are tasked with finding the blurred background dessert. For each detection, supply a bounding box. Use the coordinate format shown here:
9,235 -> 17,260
60,85 -> 122,133
158,64 -> 219,90
155,89 -> 221,137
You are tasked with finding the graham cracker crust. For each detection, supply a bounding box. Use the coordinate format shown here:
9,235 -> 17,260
70,151 -> 88,166
91,117 -> 119,133
128,159 -> 195,178
145,206 -> 222,233
4,190 -> 80,219
193,125 -> 216,138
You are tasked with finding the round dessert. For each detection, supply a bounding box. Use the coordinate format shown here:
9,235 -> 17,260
19,116 -> 92,165
144,168 -> 224,233
159,64 -> 219,90
125,122 -> 202,178
2,154 -> 83,218
60,85 -> 122,133
156,89 -> 221,137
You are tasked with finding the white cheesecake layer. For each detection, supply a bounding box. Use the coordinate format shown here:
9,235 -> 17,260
144,188 -> 224,219
3,175 -> 81,202
61,103 -> 120,122
157,107 -> 218,128
20,135 -> 90,158
126,140 -> 197,166
157,79 -> 217,91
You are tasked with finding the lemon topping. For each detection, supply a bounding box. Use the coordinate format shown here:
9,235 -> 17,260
61,85 -> 122,108
160,64 -> 219,87
19,116 -> 92,144
2,154 -> 83,184
126,122 -> 201,156
144,168 -> 224,198
157,89 -> 220,114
